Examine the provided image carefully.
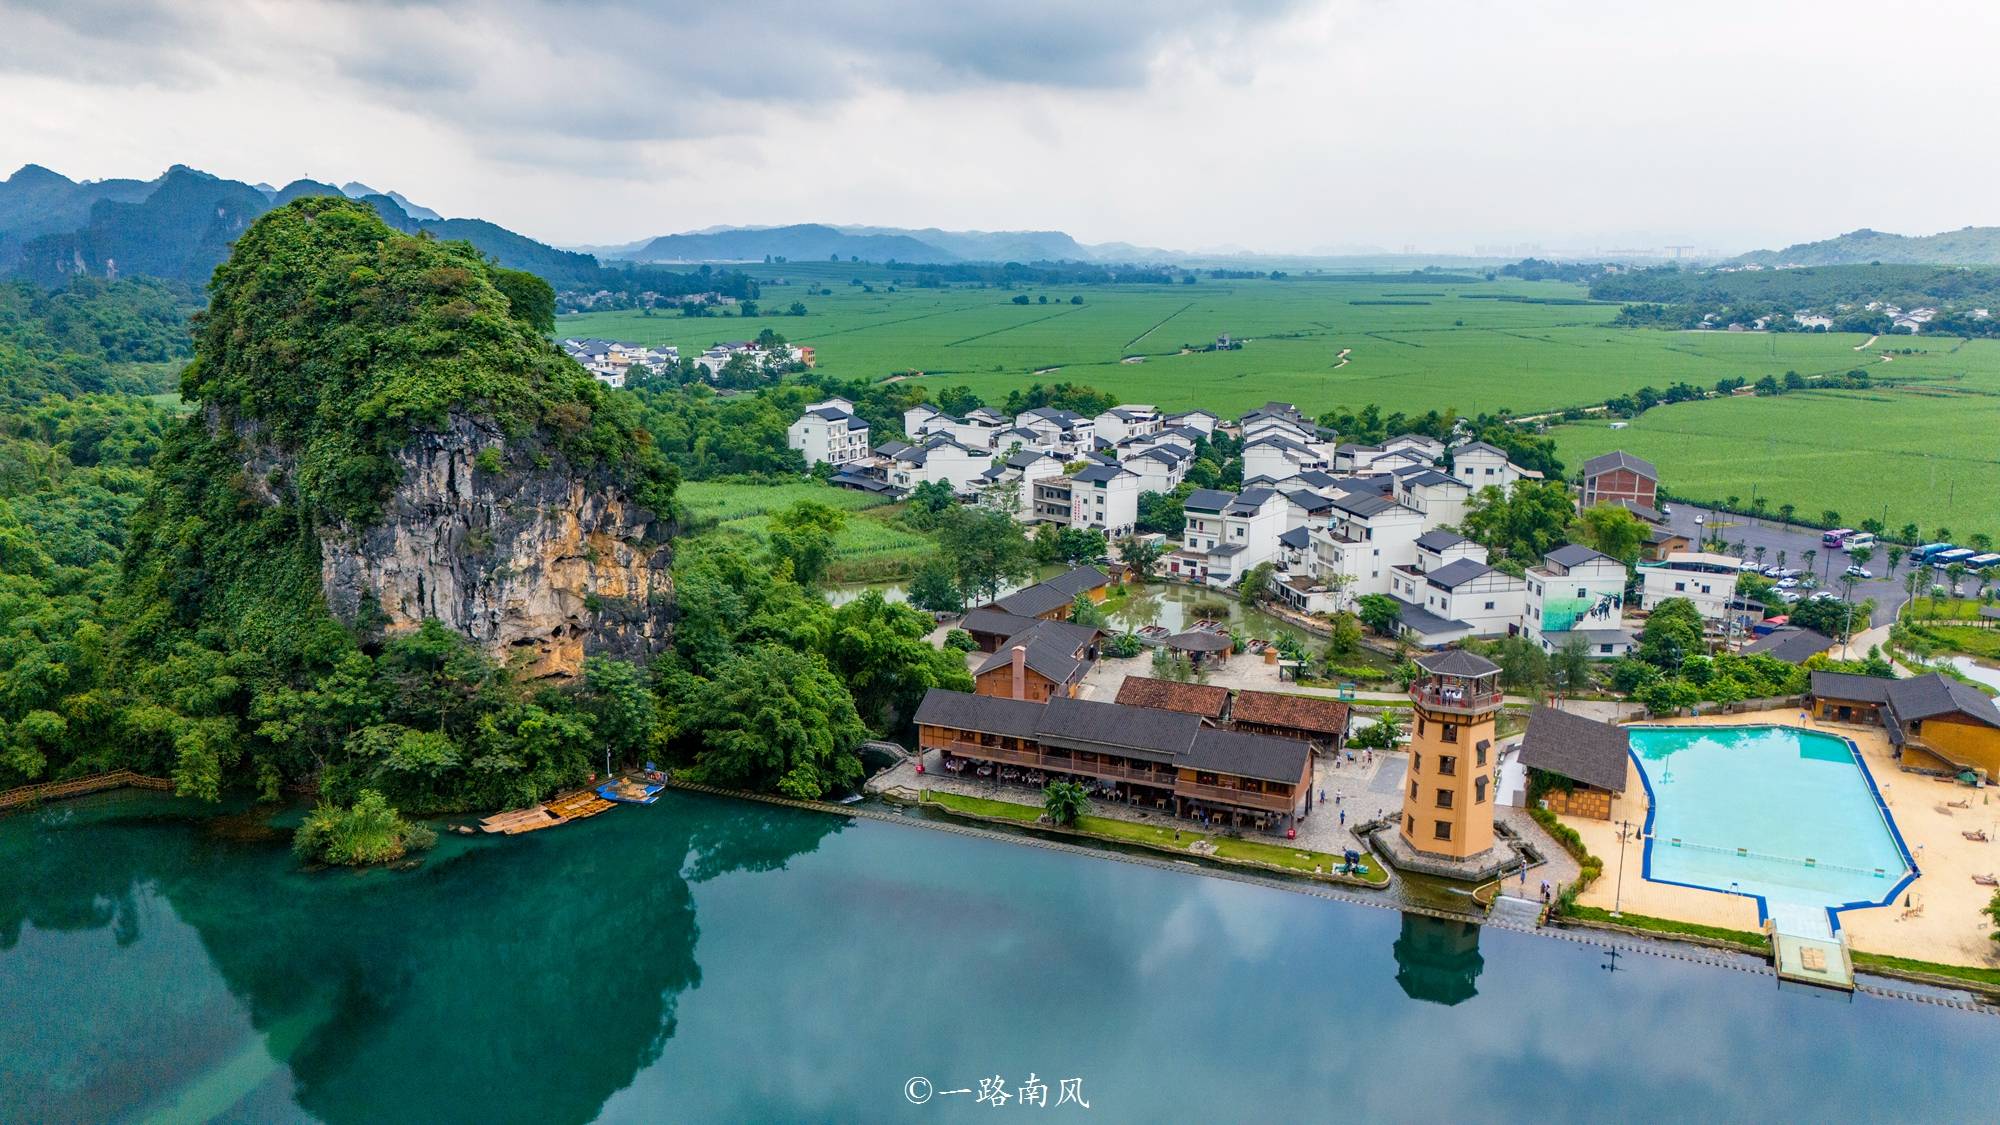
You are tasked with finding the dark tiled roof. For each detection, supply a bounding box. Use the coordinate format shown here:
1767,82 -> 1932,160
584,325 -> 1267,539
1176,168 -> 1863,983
1231,690 -> 1349,737
1183,488 -> 1236,512
1742,626 -> 1835,664
1808,670 -> 1893,704
1425,558 -> 1496,589
1331,492 -> 1406,518
1072,463 -> 1133,483
1416,529 -> 1469,551
1414,648 -> 1501,676
1395,599 -> 1471,638
1582,450 -> 1658,479
1545,544 -> 1612,569
1037,695 -> 1203,760
913,688 -> 1045,738
1225,488 -> 1278,515
974,619 -> 1098,684
1452,441 -> 1508,458
1517,705 -> 1630,792
1278,526 -> 1311,549
1045,565 -> 1112,598
1166,630 -> 1232,652
1185,728 -> 1311,784
960,607 -> 1040,640
1114,676 -> 1230,718
1884,672 -> 2000,727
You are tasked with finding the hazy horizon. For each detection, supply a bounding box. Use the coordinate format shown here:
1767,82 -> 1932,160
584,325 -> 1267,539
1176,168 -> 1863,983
5,0 -> 1996,256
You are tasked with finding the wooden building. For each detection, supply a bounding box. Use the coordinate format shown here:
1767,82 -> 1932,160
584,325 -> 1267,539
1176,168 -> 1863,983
1113,676 -> 1230,720
971,619 -> 1099,703
988,565 -> 1114,620
1810,670 -> 2000,779
914,689 -> 1315,833
1230,689 -> 1350,752
1515,705 -> 1630,820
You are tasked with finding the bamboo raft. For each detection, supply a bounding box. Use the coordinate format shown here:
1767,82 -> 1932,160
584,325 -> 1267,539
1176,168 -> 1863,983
0,769 -> 175,812
477,789 -> 616,835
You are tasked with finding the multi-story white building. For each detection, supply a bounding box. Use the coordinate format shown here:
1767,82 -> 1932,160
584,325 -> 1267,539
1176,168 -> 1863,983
1526,545 -> 1633,657
1308,492 -> 1427,599
1014,408 -> 1096,456
1389,559 -> 1526,647
976,450 -> 1066,519
888,436 -> 994,494
787,397 -> 871,467
1032,463 -> 1141,537
1169,487 -> 1288,588
1390,467 -> 1473,528
1092,405 -> 1162,444
1448,441 -> 1530,494
1243,434 -> 1333,484
1163,409 -> 1219,435
1639,551 -> 1743,624
1125,445 -> 1190,494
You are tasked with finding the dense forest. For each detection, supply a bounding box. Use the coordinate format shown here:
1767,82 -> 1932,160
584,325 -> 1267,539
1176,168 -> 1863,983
0,201 -> 975,837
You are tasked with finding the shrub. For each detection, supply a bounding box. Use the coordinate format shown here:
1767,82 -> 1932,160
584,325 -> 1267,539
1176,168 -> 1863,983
1104,632 -> 1143,658
943,628 -> 977,652
1043,780 -> 1090,827
293,789 -> 437,867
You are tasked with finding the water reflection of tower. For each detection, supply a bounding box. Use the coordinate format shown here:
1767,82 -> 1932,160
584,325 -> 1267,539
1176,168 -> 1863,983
1392,913 -> 1485,1006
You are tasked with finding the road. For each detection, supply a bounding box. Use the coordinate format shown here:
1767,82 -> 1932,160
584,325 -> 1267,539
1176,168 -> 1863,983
1664,504 -> 1908,626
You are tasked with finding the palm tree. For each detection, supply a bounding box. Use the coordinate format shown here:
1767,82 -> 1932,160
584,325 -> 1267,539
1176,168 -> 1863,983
1937,527 -> 1954,544
1802,547 -> 1818,582
1946,563 -> 1969,612
1751,497 -> 1769,523
1979,565 -> 2000,605
1775,549 -> 1787,571
1885,546 -> 1903,577
1821,509 -> 1841,529
1972,532 -> 1995,553
1753,545 -> 1767,568
1778,502 -> 1796,527
1849,546 -> 1874,579
1899,523 -> 1920,546
1725,494 -> 1741,511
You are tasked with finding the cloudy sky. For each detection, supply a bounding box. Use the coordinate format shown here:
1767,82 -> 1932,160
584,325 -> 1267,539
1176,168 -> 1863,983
5,0 -> 1996,255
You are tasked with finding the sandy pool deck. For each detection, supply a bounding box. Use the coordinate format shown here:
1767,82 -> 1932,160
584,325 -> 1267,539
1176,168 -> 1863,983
1564,708 -> 2000,970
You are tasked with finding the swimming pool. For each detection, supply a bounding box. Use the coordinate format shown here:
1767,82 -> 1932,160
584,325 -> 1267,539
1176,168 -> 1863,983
1628,725 -> 1917,938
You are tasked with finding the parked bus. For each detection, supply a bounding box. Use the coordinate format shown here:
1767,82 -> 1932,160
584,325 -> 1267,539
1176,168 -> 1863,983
1934,548 -> 1977,566
1842,532 -> 1875,551
1913,543 -> 1955,563
1821,528 -> 1854,547
1967,552 -> 2000,569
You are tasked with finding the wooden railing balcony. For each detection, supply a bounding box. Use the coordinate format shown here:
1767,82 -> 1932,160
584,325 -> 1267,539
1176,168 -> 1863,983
1411,684 -> 1503,715
1174,780 -> 1294,814
929,739 -> 1171,786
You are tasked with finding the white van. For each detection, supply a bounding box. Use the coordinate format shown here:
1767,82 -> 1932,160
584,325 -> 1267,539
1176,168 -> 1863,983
1842,533 -> 1875,551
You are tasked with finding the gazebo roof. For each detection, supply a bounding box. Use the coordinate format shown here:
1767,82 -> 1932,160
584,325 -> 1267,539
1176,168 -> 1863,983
1166,630 -> 1232,653
1413,648 -> 1500,678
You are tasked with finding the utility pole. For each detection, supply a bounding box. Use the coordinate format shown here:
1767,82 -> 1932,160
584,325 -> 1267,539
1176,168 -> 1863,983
1612,818 -> 1630,918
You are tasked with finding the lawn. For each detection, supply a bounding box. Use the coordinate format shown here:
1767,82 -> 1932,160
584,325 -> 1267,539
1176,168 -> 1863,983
923,789 -> 1386,883
1563,904 -> 1769,951
678,480 -> 935,581
570,271 -> 2000,552
1553,333 -> 2000,535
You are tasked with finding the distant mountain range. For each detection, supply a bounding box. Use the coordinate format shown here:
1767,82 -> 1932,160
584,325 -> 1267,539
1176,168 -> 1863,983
1733,226 -> 2000,267
600,222 -> 1178,265
0,164 -> 600,288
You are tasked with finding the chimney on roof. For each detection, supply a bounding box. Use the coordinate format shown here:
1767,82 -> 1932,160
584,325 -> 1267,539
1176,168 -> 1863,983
1010,644 -> 1028,700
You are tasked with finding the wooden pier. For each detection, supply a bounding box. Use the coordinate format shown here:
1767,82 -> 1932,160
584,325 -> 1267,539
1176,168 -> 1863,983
0,770 -> 176,812
477,788 -> 616,835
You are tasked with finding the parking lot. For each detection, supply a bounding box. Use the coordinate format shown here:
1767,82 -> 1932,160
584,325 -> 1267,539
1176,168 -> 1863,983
1664,505 -> 1909,626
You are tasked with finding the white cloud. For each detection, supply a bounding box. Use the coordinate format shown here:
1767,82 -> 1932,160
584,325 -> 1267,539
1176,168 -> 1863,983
1,0 -> 1996,253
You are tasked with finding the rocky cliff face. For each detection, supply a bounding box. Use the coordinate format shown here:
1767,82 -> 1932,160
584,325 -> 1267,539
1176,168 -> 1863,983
309,414 -> 673,678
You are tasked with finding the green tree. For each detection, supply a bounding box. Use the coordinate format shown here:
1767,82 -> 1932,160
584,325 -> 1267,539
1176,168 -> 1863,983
766,500 -> 848,588
490,267 -> 556,334
1323,611 -> 1363,658
1552,636 -> 1593,695
1460,480 -> 1576,562
938,508 -> 1033,604
577,657 -> 657,766
907,558 -> 966,614
1117,535 -> 1164,581
1639,597 -> 1704,669
1135,491 -> 1186,536
1575,503 -> 1648,566
293,789 -> 436,866
680,644 -> 865,799
1237,561 -> 1277,605
1356,593 -> 1403,637
1043,779 -> 1091,827
824,591 -> 974,733
1068,593 -> 1110,630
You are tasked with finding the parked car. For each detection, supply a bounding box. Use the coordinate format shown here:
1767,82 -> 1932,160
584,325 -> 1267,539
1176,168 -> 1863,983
1737,560 -> 1763,572
1776,577 -> 1799,589
1844,565 -> 1873,579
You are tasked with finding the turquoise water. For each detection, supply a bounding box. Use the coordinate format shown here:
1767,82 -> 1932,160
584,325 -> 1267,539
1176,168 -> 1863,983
3,789 -> 1995,1122
1630,725 -> 1913,934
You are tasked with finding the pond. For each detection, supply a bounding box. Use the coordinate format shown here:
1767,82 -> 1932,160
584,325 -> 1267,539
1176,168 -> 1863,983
1943,655 -> 2000,693
5,791 -> 1998,1121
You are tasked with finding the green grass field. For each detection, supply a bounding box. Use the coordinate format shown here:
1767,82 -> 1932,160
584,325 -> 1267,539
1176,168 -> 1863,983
677,480 -> 934,581
571,274 -> 2000,537
564,275 -> 1911,417
1552,330 -> 2000,533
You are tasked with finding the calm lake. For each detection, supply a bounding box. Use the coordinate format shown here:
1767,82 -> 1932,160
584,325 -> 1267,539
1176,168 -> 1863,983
4,791 -> 1996,1122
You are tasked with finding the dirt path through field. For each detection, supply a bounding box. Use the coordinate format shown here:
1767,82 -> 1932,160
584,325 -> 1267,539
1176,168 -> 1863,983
1854,334 -> 1879,351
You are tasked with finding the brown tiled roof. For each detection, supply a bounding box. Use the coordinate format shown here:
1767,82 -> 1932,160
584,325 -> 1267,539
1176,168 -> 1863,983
1114,675 -> 1230,718
1229,690 -> 1350,737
